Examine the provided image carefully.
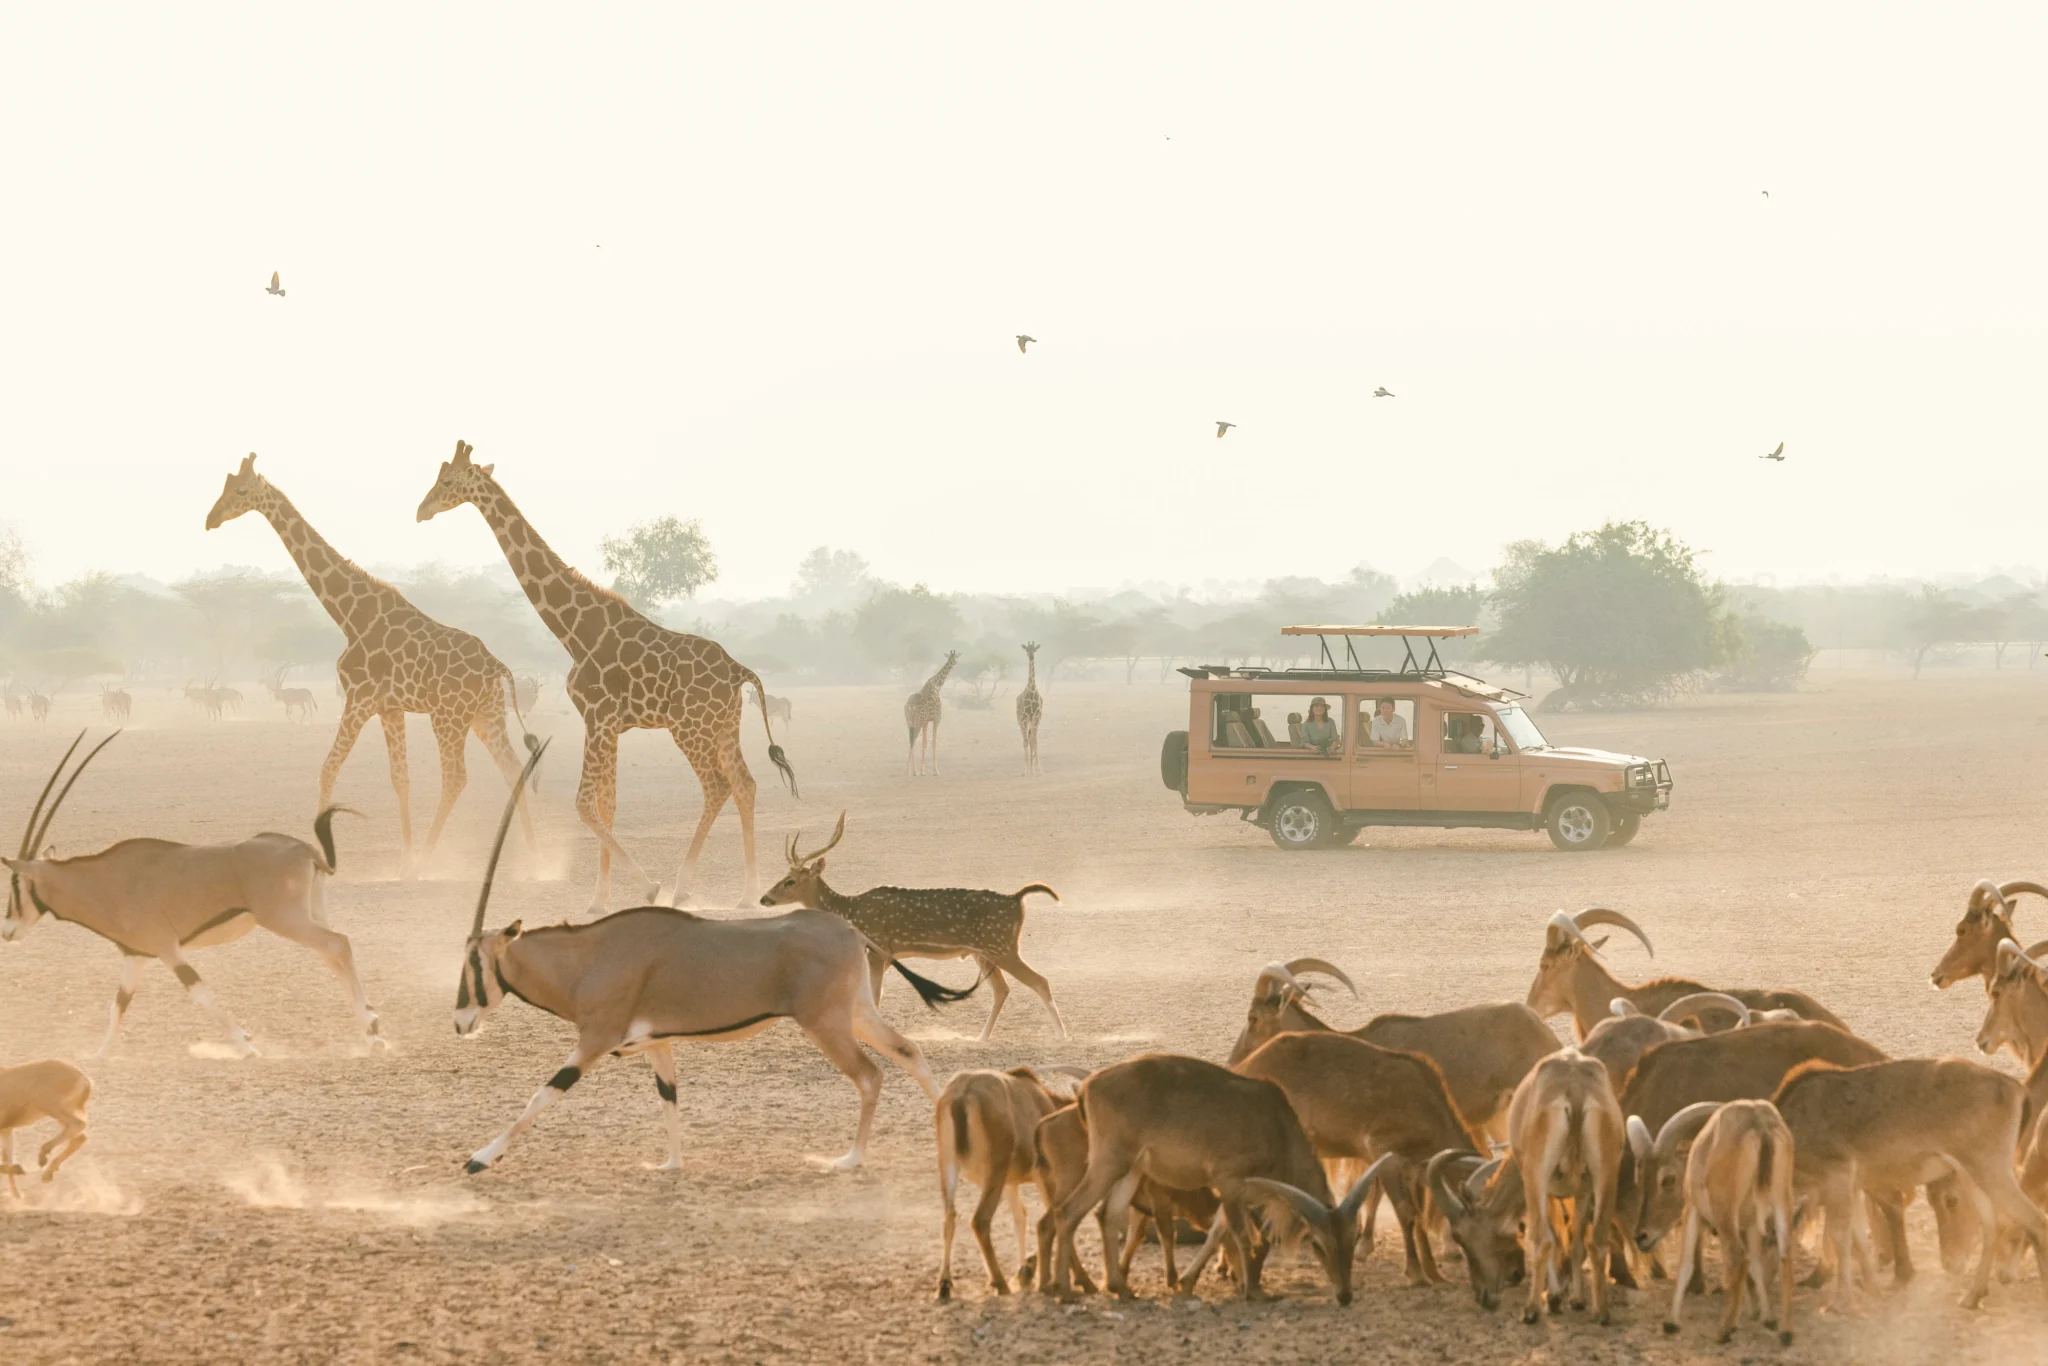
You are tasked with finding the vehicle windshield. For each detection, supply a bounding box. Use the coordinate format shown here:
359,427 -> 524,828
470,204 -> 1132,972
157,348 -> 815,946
1491,703 -> 1548,751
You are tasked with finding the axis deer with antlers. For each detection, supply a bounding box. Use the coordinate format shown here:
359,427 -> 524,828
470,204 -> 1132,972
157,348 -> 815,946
760,813 -> 1067,1038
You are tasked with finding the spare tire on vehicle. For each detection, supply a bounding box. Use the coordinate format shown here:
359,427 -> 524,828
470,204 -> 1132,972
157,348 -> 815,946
1160,731 -> 1189,792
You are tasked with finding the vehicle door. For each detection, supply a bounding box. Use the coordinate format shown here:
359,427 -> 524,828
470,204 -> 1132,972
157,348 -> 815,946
1350,694 -> 1420,811
1204,690 -> 1349,809
1429,706 -> 1521,811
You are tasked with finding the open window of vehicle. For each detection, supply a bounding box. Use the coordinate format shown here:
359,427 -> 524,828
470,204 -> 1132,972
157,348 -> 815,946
1440,709 -> 1500,757
1211,693 -> 1344,755
1354,696 -> 1416,751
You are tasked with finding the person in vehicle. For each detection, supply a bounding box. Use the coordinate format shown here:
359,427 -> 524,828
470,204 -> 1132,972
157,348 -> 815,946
1447,715 -> 1485,754
1300,697 -> 1338,753
1369,697 -> 1409,748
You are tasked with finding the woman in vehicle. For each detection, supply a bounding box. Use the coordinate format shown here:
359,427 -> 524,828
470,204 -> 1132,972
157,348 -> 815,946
1300,697 -> 1339,753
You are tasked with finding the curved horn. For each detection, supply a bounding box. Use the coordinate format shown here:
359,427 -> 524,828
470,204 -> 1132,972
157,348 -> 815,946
1609,998 -> 1638,1017
1030,1064 -> 1093,1081
1652,1100 -> 1722,1155
1425,1149 -> 1480,1220
28,730 -> 120,861
1338,1152 -> 1399,1224
18,730 -> 85,859
1243,1176 -> 1331,1226
470,737 -> 549,939
2023,938 -> 2048,961
1252,961 -> 1307,1000
1999,880 -> 2048,906
1282,957 -> 1359,999
791,810 -> 846,867
1970,878 -> 2009,914
1571,907 -> 1654,958
1626,1114 -> 1653,1163
1657,992 -> 1752,1029
1545,909 -> 1587,950
1465,1154 -> 1508,1202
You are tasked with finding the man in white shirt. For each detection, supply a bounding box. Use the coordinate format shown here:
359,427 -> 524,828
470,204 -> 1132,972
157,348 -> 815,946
1369,697 -> 1409,747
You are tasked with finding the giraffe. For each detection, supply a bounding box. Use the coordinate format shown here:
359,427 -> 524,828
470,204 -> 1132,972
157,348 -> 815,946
415,441 -> 795,911
904,650 -> 960,776
1015,641 -> 1043,776
206,455 -> 537,871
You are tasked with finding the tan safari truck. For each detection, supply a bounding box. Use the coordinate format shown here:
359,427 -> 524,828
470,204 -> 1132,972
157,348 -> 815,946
1157,625 -> 1672,851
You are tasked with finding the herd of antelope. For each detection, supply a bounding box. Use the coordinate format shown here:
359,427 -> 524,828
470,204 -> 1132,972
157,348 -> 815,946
3,719 -> 2047,1346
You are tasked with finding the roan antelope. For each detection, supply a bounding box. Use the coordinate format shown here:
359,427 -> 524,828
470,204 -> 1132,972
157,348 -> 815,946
759,813 -> 1066,1039
457,746 -> 975,1175
1227,958 -> 1558,1140
1932,877 -> 2048,989
1528,908 -> 1848,1038
0,733 -> 383,1058
0,1059 -> 92,1198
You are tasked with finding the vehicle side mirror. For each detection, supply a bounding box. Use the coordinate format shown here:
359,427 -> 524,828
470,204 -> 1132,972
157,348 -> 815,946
1490,740 -> 1505,759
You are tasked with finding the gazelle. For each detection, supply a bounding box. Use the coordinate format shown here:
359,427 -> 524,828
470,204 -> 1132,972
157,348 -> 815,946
759,813 -> 1066,1038
457,745 -> 976,1175
0,731 -> 384,1058
0,1059 -> 92,1198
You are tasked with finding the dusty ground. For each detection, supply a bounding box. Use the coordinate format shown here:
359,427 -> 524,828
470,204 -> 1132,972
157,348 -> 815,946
1,664 -> 2046,1364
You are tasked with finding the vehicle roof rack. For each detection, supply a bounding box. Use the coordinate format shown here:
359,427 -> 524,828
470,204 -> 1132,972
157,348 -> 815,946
1278,624 -> 1480,677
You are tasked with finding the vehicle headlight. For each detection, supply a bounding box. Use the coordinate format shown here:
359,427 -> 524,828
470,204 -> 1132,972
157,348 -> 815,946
1629,765 -> 1652,787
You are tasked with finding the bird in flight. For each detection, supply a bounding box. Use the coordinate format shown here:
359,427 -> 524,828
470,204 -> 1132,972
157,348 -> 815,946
1761,442 -> 1785,461
1215,421 -> 1235,438
1016,335 -> 1036,354
1762,190 -> 1770,199
1373,387 -> 1394,398
265,271 -> 286,298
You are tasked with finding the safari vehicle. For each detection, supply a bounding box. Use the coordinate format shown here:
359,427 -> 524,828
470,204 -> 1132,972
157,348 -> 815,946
1157,626 -> 1672,851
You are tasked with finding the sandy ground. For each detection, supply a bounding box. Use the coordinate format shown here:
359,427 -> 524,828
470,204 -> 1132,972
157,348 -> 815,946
1,665 -> 2046,1364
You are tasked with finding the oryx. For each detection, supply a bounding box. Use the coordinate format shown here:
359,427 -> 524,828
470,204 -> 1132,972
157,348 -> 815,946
456,741 -> 977,1175
1,731 -> 383,1058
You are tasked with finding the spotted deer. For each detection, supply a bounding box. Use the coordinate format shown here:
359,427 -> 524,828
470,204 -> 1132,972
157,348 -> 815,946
759,813 -> 1066,1039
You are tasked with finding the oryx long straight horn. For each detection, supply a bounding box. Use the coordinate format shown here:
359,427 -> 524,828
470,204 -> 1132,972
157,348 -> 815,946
29,730 -> 121,859
18,729 -> 86,859
473,737 -> 548,939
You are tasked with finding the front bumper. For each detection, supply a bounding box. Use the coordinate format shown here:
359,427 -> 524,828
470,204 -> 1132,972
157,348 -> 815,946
1611,761 -> 1672,814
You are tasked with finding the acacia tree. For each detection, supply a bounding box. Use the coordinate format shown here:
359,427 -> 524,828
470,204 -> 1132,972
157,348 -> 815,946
1486,522 -> 1734,708
601,516 -> 718,609
852,583 -> 963,676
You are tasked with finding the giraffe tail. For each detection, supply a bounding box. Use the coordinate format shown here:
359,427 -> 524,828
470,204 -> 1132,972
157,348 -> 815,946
741,667 -> 798,798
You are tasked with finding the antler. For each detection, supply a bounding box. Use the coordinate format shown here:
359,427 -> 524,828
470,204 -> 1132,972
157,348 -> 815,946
790,810 -> 847,867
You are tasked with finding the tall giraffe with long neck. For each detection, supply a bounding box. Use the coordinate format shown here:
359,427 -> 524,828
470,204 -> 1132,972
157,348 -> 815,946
1014,641 -> 1043,776
205,454 -> 535,867
904,650 -> 959,776
416,441 -> 794,910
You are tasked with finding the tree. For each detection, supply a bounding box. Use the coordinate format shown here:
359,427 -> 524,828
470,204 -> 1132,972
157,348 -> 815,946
601,516 -> 718,609
1897,586 -> 1998,680
1377,584 -> 1486,627
1486,522 -> 1735,708
794,547 -> 872,602
852,583 -> 963,674
1715,615 -> 1816,691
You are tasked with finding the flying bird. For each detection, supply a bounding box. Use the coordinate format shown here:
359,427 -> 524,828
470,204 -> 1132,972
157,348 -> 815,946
1215,421 -> 1235,438
1373,387 -> 1394,398
1016,335 -> 1036,353
1761,442 -> 1785,461
265,271 -> 286,298
1761,190 -> 1770,198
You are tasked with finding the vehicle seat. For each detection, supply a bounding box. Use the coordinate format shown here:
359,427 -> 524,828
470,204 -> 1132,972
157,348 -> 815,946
1221,715 -> 1254,748
1249,710 -> 1277,747
1286,712 -> 1303,745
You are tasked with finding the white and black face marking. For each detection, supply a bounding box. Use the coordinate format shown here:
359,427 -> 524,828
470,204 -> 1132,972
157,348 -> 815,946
453,935 -> 502,1035
0,861 -> 46,942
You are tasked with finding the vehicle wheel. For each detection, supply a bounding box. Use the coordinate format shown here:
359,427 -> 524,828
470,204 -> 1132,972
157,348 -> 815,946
1606,812 -> 1642,847
1268,792 -> 1337,851
1159,731 -> 1189,792
1546,793 -> 1612,852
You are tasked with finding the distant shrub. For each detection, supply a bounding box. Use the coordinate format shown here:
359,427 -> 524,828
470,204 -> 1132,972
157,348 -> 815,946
1713,615 -> 1815,692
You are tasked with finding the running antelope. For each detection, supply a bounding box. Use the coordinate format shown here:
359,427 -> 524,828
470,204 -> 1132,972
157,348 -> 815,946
0,1059 -> 92,1198
1528,908 -> 1848,1038
1932,878 -> 2048,989
458,747 -> 976,1175
759,813 -> 1066,1039
1227,958 -> 1558,1139
0,732 -> 382,1057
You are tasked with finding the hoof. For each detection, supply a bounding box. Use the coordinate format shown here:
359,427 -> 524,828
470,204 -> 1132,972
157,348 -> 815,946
1717,1329 -> 1735,1345
1547,1293 -> 1564,1314
937,1279 -> 952,1302
1780,1330 -> 1794,1346
1522,1307 -> 1541,1326
1663,1321 -> 1679,1335
990,1280 -> 1011,1296
463,1159 -> 488,1175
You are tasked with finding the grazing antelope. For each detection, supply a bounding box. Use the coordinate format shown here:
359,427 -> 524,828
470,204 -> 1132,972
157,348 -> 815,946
1528,908 -> 1848,1038
935,1066 -> 1084,1300
1233,1029 -> 1487,1287
1932,877 -> 2048,989
1505,1049 -> 1627,1325
1227,958 -> 1558,1139
0,731 -> 383,1058
1425,1150 -> 1531,1310
1774,1057 -> 2048,1310
97,684 -> 131,723
458,746 -> 974,1174
1655,1100 -> 1797,1345
759,813 -> 1066,1039
1046,1053 -> 1379,1303
0,1059 -> 92,1198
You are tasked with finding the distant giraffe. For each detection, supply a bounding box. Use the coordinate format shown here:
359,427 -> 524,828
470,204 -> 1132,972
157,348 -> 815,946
416,440 -> 795,911
905,651 -> 960,776
1015,641 -> 1043,776
206,454 -> 536,871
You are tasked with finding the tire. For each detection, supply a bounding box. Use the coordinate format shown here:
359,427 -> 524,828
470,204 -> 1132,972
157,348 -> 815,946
1606,812 -> 1642,847
1268,790 -> 1337,851
1160,731 -> 1189,792
1545,792 -> 1612,852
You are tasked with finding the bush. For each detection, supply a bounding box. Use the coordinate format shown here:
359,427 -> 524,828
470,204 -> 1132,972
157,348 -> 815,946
1713,616 -> 1815,691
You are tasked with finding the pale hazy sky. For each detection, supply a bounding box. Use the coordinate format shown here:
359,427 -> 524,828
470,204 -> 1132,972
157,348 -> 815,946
4,5 -> 2043,599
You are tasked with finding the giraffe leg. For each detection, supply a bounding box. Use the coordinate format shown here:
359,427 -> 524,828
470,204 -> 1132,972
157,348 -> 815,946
577,722 -> 652,913
317,697 -> 376,815
670,732 -> 733,910
931,718 -> 941,776
420,711 -> 471,867
379,709 -> 415,877
474,708 -> 539,852
726,736 -> 760,903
